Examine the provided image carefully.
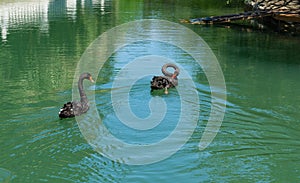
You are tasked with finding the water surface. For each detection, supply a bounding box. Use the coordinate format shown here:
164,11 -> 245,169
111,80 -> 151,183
1,0 -> 300,182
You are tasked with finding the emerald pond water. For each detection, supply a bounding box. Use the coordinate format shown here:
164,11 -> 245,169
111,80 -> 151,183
1,0 -> 300,182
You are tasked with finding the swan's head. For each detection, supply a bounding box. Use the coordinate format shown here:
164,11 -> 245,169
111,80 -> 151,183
162,63 -> 180,78
87,73 -> 95,83
81,73 -> 95,83
171,70 -> 179,79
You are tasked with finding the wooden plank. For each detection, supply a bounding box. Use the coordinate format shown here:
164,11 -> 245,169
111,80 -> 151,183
186,11 -> 300,24
274,14 -> 300,23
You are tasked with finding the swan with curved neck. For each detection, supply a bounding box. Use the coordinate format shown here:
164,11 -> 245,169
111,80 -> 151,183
59,73 -> 94,119
151,63 -> 180,94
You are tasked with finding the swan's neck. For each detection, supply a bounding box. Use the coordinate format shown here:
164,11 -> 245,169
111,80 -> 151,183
78,77 -> 87,103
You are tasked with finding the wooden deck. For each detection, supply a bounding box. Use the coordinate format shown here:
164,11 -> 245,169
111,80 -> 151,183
185,11 -> 300,24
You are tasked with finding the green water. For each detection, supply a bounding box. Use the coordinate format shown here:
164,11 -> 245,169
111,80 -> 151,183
1,0 -> 300,182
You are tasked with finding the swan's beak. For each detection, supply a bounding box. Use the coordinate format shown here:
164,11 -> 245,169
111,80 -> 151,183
171,72 -> 179,79
89,76 -> 95,83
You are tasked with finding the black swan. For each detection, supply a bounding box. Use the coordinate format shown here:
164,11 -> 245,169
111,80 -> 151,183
150,63 -> 180,94
59,73 -> 94,119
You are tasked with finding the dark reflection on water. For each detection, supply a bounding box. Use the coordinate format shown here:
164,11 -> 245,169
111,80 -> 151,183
1,0 -> 300,182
